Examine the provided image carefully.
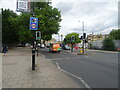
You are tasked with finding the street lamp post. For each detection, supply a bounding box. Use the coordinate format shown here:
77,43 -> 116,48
78,21 -> 85,54
58,34 -> 60,42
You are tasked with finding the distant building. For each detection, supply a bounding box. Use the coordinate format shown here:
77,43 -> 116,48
45,38 -> 57,46
87,34 -> 109,42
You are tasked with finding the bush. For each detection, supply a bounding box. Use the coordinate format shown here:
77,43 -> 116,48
102,37 -> 115,51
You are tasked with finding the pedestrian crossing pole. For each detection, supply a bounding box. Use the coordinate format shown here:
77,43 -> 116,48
30,2 -> 37,70
32,48 -> 35,70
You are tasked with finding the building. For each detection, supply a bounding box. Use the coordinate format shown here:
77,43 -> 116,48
87,34 -> 109,42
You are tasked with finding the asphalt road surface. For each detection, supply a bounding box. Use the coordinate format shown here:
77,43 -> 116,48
39,48 -> 118,88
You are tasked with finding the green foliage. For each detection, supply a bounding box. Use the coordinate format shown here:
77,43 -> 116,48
63,33 -> 81,44
109,29 -> 120,40
16,13 -> 33,43
34,2 -> 62,41
2,1 -> 62,45
2,9 -> 19,45
102,37 -> 115,51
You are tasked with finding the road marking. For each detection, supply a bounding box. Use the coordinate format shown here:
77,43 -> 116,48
47,57 -> 92,61
85,56 -> 89,58
55,62 -> 91,89
47,58 -> 73,61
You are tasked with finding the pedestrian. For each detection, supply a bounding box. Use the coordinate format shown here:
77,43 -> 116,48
2,45 -> 8,56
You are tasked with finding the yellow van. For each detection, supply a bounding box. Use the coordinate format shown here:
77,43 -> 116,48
49,43 -> 61,53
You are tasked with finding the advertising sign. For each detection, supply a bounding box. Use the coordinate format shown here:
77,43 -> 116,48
16,0 -> 30,12
30,17 -> 38,30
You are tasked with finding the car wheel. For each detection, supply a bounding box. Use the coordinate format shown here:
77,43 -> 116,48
58,51 -> 60,53
49,50 -> 52,53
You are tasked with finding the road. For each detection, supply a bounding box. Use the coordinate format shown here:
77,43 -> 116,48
39,48 -> 118,88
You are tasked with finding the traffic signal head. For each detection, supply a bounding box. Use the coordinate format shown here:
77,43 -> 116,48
71,36 -> 75,42
80,36 -> 83,40
83,33 -> 86,39
36,31 -> 41,40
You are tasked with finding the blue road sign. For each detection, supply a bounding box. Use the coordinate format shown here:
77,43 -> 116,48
30,17 -> 38,30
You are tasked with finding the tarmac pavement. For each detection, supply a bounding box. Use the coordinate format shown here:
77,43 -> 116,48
64,48 -> 118,55
2,47 -> 80,88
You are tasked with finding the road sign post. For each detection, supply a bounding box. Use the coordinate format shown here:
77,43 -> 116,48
29,17 -> 38,70
70,36 -> 75,52
32,49 -> 35,70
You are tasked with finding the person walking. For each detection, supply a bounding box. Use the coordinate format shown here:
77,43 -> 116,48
2,45 -> 8,56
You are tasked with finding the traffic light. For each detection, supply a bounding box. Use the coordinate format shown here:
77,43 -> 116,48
64,38 -> 66,42
71,36 -> 75,42
83,33 -> 86,39
80,36 -> 83,40
36,31 -> 41,40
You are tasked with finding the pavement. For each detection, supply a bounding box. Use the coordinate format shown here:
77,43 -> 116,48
2,47 -> 80,88
64,48 -> 118,55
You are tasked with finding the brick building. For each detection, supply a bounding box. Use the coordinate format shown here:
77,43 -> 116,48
87,34 -> 109,42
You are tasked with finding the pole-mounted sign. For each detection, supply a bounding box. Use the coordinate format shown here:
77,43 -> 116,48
30,17 -> 38,30
16,0 -> 31,13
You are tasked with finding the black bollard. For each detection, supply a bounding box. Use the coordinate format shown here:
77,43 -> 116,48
32,49 -> 35,70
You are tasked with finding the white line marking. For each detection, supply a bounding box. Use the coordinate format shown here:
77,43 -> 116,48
55,62 -> 91,89
47,58 -> 72,61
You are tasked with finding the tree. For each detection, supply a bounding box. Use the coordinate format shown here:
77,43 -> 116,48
102,37 -> 115,51
109,29 -> 120,40
2,9 -> 19,45
16,13 -> 33,44
16,1 -> 61,43
32,1 -> 62,41
2,1 -> 62,45
63,33 -> 81,44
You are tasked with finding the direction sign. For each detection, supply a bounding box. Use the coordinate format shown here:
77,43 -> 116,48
30,17 -> 38,30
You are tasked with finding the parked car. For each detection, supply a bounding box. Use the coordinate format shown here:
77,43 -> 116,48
62,45 -> 71,50
49,43 -> 61,53
40,44 -> 45,48
37,43 -> 41,47
16,43 -> 25,47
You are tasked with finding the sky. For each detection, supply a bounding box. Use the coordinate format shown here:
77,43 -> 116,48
0,0 -> 119,40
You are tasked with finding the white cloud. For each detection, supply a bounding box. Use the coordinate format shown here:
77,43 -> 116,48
52,0 -> 119,39
0,0 -> 119,40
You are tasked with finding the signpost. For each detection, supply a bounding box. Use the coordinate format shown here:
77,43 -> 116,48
16,0 -> 39,70
70,35 -> 75,52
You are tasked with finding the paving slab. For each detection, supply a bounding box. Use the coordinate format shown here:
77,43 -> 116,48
2,47 -> 80,88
